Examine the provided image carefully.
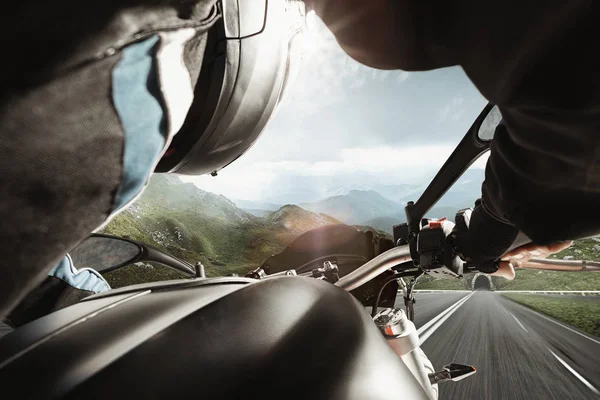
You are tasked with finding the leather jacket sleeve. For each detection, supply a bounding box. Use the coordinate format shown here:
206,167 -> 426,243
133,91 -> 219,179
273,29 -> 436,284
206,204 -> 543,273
309,0 -> 600,246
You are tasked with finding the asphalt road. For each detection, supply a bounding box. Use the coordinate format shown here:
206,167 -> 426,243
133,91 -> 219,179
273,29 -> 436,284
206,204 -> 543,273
402,291 -> 600,399
1,291 -> 598,399
0,322 -> 11,339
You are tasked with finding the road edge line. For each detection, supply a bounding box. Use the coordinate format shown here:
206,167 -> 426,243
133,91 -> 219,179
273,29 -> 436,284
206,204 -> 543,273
548,348 -> 600,396
506,301 -> 600,346
508,311 -> 529,333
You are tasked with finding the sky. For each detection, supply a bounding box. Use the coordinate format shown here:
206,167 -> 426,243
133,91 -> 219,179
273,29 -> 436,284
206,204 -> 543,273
180,14 -> 488,203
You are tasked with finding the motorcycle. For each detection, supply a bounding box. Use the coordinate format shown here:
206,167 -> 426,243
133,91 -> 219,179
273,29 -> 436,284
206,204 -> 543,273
1,104 -> 597,399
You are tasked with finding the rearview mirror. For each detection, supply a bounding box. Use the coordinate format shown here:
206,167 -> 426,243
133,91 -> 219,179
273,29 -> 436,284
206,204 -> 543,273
477,105 -> 502,141
404,103 -> 495,231
69,235 -> 143,273
70,234 -> 197,276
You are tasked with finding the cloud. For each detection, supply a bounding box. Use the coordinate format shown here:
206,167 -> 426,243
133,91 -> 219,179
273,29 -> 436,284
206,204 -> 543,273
179,16 -> 489,203
280,16 -> 413,114
182,144 -> 481,201
396,71 -> 410,84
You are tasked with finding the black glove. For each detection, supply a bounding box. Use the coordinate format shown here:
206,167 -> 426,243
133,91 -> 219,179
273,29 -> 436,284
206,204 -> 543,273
454,200 -> 521,274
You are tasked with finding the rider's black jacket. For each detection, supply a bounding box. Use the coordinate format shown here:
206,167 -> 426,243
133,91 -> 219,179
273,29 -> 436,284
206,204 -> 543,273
0,0 -> 599,317
311,0 -> 600,263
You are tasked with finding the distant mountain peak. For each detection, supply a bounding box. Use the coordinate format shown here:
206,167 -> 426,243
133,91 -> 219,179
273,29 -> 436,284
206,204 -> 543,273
217,193 -> 238,208
269,204 -> 319,221
141,174 -> 256,224
231,198 -> 282,212
268,204 -> 340,233
156,174 -> 182,185
301,189 -> 401,225
347,189 -> 384,197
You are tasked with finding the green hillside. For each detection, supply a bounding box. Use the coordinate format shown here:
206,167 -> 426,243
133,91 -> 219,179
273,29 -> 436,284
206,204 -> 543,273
99,174 -> 600,292
502,294 -> 600,337
548,237 -> 600,262
100,175 -> 341,287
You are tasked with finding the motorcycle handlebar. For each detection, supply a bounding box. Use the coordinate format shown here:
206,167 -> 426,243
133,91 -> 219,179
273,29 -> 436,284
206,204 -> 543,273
334,245 -> 599,292
335,245 -> 412,291
520,258 -> 600,272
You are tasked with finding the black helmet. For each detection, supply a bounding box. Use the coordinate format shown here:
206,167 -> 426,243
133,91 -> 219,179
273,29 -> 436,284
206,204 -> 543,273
155,0 -> 307,175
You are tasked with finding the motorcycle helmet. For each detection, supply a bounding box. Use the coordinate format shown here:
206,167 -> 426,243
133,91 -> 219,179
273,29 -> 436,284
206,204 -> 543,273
155,0 -> 307,175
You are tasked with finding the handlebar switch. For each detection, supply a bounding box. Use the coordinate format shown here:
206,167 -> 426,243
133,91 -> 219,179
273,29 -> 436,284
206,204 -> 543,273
417,219 -> 462,278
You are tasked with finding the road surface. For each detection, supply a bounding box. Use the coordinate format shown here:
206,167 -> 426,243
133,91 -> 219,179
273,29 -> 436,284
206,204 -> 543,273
1,291 -> 598,399
402,291 -> 600,399
0,322 -> 11,339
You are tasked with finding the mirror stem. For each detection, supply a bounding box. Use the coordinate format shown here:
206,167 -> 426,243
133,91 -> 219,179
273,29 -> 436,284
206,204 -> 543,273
195,262 -> 206,278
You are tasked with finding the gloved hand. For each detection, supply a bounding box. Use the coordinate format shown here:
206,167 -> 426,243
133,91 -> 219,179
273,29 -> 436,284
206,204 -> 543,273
499,241 -> 573,279
454,200 -> 520,275
454,200 -> 572,280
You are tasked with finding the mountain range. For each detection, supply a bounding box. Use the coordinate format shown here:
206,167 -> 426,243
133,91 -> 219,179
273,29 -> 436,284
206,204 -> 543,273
233,168 -> 485,233
105,168 -> 485,271
301,190 -> 400,225
102,168 -> 484,279
101,173 -> 600,292
101,174 -> 342,285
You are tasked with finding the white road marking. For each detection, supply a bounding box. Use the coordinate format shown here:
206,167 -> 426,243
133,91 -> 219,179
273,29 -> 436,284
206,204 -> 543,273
519,306 -> 600,346
416,292 -> 471,335
412,295 -> 463,314
548,348 -> 600,396
418,292 -> 474,344
498,301 -> 513,318
508,312 -> 529,333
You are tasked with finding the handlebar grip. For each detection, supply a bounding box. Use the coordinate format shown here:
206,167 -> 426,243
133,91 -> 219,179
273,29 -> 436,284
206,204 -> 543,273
519,258 -> 600,272
454,204 -> 520,273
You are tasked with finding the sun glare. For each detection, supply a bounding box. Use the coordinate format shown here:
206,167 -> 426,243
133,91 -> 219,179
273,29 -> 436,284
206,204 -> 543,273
302,10 -> 322,61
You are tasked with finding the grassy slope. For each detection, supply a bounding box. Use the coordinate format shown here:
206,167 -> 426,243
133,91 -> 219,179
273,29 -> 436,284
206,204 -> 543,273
549,237 -> 600,261
103,203 -> 600,291
104,205 -> 600,291
503,293 -> 600,337
494,269 -> 600,291
99,175 -> 600,292
99,178 -> 342,287
101,207 -> 299,286
104,263 -> 188,288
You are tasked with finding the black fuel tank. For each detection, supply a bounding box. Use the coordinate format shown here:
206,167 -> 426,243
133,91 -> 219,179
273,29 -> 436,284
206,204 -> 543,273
0,277 -> 428,400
